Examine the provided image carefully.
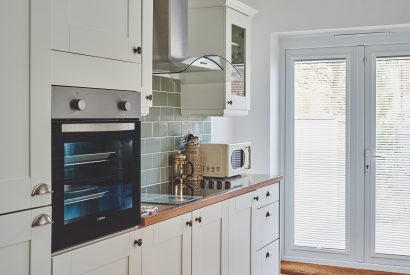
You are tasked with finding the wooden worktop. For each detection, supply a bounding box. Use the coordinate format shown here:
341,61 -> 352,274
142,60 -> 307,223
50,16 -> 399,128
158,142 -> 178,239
140,174 -> 282,226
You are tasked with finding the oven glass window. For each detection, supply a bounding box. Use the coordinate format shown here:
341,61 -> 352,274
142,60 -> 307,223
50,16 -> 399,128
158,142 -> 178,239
63,139 -> 134,225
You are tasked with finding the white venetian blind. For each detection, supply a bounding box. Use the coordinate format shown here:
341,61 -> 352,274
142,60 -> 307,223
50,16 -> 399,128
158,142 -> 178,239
375,56 -> 410,256
293,59 -> 347,250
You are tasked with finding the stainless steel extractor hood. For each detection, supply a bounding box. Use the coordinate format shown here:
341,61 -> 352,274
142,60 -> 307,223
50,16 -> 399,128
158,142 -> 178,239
153,0 -> 228,74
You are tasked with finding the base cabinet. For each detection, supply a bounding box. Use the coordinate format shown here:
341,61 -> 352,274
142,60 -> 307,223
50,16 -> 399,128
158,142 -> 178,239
52,183 -> 280,275
142,213 -> 192,275
192,202 -> 229,275
228,192 -> 255,275
254,240 -> 280,275
52,229 -> 142,275
0,207 -> 52,275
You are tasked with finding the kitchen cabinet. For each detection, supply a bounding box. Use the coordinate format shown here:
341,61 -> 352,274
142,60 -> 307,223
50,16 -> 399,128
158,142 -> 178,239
142,213 -> 192,275
52,0 -> 142,63
0,0 -> 51,215
228,192 -> 255,275
192,201 -> 229,275
51,0 -> 153,116
181,0 -> 257,116
52,229 -> 142,275
252,184 -> 280,275
254,240 -> 280,275
0,207 -> 52,275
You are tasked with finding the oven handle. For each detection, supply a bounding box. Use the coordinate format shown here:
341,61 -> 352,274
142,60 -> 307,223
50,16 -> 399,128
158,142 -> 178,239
61,123 -> 136,133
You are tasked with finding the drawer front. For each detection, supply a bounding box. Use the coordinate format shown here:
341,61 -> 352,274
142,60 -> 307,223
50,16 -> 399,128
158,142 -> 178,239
254,202 -> 279,250
259,184 -> 279,207
256,240 -> 280,275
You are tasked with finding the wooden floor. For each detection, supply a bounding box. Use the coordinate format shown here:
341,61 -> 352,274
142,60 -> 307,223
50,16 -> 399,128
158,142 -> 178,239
281,261 -> 408,275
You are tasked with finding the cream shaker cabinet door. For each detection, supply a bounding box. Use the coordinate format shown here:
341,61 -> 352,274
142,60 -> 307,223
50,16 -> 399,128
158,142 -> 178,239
52,0 -> 142,63
0,207 -> 52,275
192,201 -> 229,275
0,0 -> 51,215
140,0 -> 153,116
228,192 -> 255,275
254,240 -> 280,275
225,7 -> 252,112
53,229 -> 142,275
142,213 -> 192,275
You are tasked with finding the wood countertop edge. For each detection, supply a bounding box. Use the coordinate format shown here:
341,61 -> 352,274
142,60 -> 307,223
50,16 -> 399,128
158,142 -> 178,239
140,175 -> 283,227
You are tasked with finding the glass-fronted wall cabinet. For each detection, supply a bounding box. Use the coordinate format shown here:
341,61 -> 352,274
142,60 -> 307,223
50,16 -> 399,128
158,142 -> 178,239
181,0 -> 257,116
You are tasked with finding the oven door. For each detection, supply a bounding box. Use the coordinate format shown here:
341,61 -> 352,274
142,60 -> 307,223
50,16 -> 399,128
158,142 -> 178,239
52,120 -> 140,252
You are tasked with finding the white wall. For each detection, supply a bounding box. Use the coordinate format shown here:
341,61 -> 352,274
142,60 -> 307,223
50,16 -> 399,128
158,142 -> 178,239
216,0 -> 410,174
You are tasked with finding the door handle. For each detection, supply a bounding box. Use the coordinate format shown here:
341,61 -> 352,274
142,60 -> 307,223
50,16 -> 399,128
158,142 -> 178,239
365,150 -> 384,173
32,214 -> 53,227
31,183 -> 53,197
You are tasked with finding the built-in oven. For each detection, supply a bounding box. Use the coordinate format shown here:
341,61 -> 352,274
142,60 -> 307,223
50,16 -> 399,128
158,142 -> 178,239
51,86 -> 141,252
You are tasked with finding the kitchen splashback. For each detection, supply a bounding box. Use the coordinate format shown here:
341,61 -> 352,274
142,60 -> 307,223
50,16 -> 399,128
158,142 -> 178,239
141,76 -> 211,194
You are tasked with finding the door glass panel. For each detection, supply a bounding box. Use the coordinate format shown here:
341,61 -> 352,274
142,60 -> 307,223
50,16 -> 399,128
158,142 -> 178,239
231,24 -> 246,97
375,56 -> 410,256
63,139 -> 134,225
293,59 -> 347,250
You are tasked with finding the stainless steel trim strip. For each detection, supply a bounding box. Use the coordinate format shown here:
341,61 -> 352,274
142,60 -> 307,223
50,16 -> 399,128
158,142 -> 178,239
62,123 -> 135,133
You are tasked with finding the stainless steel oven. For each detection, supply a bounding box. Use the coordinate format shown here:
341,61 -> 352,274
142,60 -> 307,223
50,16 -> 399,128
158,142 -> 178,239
51,86 -> 141,252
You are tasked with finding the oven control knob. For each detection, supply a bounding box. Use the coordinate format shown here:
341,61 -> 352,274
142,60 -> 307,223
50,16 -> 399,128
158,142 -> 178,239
71,99 -> 86,111
119,101 -> 131,111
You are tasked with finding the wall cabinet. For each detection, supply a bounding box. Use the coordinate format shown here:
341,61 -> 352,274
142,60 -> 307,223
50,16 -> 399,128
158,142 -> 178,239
51,0 -> 153,116
181,0 -> 257,116
0,207 -> 52,275
52,229 -> 142,275
0,0 -> 51,215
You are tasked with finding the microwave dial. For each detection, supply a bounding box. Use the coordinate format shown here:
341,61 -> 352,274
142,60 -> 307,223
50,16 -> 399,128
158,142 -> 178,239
70,99 -> 86,111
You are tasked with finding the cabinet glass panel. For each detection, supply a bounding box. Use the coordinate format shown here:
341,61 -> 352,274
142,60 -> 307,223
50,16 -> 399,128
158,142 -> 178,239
231,24 -> 246,97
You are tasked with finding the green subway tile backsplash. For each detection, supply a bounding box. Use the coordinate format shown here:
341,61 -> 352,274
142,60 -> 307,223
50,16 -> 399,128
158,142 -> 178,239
140,76 -> 211,195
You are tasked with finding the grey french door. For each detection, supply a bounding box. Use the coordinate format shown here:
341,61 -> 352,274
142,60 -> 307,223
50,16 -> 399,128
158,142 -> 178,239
285,42 -> 410,270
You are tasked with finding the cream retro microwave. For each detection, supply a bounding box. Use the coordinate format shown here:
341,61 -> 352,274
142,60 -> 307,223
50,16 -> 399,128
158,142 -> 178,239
199,142 -> 251,178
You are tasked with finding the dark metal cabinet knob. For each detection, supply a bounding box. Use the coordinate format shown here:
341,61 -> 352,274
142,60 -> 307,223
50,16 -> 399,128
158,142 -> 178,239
186,220 -> 193,227
133,46 -> 142,54
146,94 -> 153,101
266,211 -> 271,218
134,239 -> 143,247
195,217 -> 202,223
266,251 -> 272,258
227,100 -> 233,105
266,191 -> 271,197
254,196 -> 259,201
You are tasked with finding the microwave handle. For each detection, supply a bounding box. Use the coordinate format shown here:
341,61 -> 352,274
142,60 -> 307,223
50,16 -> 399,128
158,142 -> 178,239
245,146 -> 251,169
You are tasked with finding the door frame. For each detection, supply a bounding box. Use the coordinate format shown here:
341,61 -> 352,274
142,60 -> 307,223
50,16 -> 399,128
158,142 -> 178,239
280,29 -> 410,273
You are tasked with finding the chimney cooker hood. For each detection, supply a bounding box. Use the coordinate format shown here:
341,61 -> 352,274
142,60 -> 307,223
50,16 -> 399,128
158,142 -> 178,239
152,0 -> 238,75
